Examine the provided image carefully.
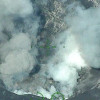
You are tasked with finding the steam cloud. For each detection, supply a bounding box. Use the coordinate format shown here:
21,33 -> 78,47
0,0 -> 39,91
46,30 -> 87,98
66,3 -> 100,68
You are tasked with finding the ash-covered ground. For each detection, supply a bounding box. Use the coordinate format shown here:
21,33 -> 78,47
0,0 -> 100,100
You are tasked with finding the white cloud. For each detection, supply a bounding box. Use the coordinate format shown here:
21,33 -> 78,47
0,0 -> 33,17
0,33 -> 36,90
66,5 -> 100,68
47,31 -> 87,98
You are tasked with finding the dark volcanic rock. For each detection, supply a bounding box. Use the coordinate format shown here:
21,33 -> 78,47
80,0 -> 96,8
69,87 -> 100,100
68,68 -> 100,100
29,64 -> 41,77
0,86 -> 49,100
80,0 -> 100,8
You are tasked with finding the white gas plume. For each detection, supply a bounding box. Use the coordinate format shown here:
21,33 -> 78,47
0,0 -> 33,17
0,0 -> 39,91
46,30 -> 87,98
66,3 -> 100,68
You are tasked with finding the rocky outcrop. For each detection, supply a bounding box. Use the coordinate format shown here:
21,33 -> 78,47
36,0 -> 67,62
